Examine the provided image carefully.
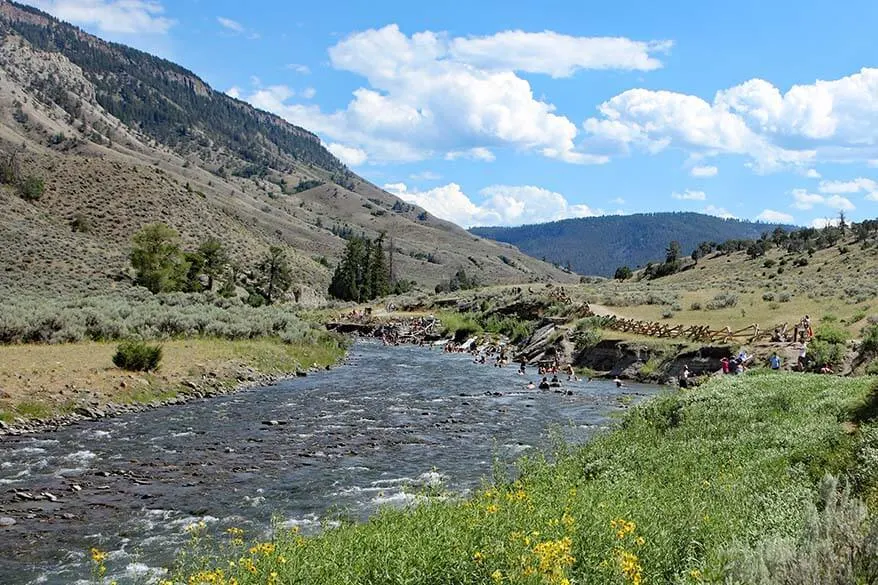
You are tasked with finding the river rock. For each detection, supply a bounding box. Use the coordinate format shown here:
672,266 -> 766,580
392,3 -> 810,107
0,517 -> 15,527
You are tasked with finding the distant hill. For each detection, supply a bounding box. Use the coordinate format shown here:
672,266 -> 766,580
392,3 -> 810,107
0,0 -> 574,299
469,212 -> 793,277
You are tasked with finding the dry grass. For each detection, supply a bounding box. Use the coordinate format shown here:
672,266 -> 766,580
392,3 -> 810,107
575,239 -> 878,339
0,338 -> 344,424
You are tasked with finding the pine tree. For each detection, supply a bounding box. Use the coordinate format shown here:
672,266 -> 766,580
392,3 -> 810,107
198,238 -> 228,291
130,223 -> 189,293
329,235 -> 391,301
369,233 -> 390,298
258,246 -> 293,304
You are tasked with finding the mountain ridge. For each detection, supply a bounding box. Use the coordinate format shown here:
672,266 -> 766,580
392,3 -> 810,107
470,212 -> 793,277
0,0 -> 575,299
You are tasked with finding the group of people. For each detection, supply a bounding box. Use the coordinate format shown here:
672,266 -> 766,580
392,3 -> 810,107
469,345 -> 511,368
468,349 -> 584,393
720,349 -> 753,375
770,315 -> 814,344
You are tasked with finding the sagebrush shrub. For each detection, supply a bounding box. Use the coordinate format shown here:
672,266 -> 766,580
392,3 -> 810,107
112,340 -> 162,371
706,292 -> 738,310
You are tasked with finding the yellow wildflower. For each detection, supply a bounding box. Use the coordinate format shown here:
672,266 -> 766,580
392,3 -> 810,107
90,548 -> 108,563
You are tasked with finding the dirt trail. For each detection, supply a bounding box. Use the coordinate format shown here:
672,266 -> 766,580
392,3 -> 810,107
587,303 -> 621,318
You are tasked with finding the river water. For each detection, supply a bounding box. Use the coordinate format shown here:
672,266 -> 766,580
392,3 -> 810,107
0,341 -> 658,584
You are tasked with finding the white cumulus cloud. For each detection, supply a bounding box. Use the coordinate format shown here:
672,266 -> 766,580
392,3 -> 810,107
383,182 -> 597,227
818,177 -> 877,196
690,165 -> 718,177
448,31 -> 672,77
327,143 -> 367,166
791,188 -> 855,211
233,24 -> 666,164
584,68 -> 878,171
703,205 -> 736,219
22,0 -> 175,34
672,189 -> 707,201
756,209 -> 794,223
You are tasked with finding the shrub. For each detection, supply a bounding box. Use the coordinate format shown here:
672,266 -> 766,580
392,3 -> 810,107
706,292 -> 738,310
112,340 -> 162,372
723,475 -> 876,585
779,292 -> 792,303
762,292 -> 775,302
763,259 -> 777,268
69,213 -> 92,233
690,301 -> 702,311
816,323 -> 848,345
862,324 -> 878,354
573,319 -> 602,349
17,175 -> 44,201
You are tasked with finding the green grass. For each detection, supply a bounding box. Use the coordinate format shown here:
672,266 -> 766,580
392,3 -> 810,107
12,400 -> 61,420
163,373 -> 878,585
437,310 -> 484,341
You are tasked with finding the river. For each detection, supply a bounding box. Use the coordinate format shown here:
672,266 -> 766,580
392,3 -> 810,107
0,341 -> 659,584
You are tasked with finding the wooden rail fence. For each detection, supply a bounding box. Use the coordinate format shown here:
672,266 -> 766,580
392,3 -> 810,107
582,304 -> 787,344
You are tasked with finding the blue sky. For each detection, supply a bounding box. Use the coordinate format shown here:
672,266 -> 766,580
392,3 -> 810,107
22,0 -> 878,228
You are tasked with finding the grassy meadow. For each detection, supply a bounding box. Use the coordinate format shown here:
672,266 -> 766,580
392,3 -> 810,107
152,372 -> 878,585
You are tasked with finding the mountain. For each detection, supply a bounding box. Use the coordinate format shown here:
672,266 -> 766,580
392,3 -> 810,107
0,0 -> 574,299
469,212 -> 793,277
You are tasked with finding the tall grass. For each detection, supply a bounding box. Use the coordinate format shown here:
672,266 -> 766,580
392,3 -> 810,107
0,291 -> 323,345
162,374 -> 878,584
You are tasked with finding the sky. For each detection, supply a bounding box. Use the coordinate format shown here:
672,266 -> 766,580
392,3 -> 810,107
20,0 -> 878,228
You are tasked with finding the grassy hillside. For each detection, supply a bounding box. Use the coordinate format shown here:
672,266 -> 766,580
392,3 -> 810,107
0,0 -> 574,299
574,232 -> 877,340
470,212 -> 791,277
